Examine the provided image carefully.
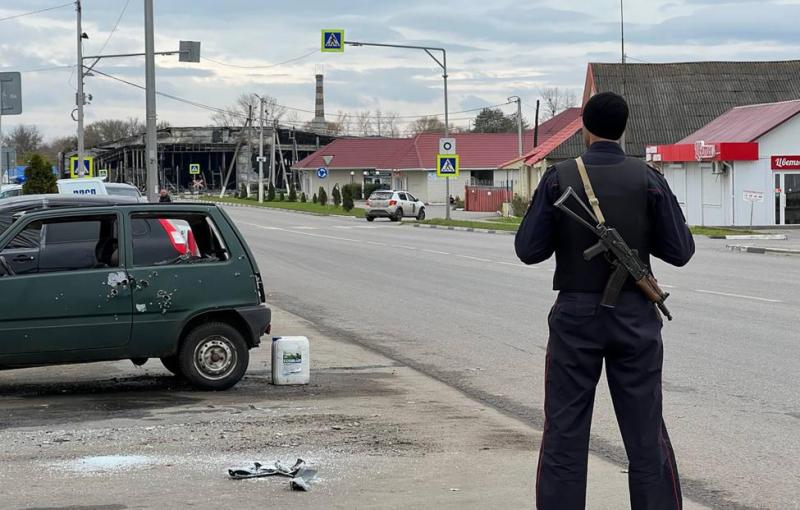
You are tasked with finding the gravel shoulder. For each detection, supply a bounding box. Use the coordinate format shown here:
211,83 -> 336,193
0,307 -> 710,509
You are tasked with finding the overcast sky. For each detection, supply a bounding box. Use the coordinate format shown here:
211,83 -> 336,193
2,0 -> 800,140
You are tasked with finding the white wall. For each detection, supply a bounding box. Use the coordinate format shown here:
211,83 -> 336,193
426,170 -> 472,204
665,162 -> 732,226
752,113 -> 800,226
731,160 -> 775,226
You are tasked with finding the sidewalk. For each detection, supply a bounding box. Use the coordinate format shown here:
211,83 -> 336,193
0,308 -> 711,509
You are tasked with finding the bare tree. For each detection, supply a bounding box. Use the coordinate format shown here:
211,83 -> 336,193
212,93 -> 285,127
540,87 -> 578,120
2,125 -> 43,161
409,116 -> 445,135
374,110 -> 400,137
355,110 -> 373,136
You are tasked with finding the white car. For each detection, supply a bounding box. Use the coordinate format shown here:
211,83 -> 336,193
365,190 -> 426,222
0,184 -> 22,200
105,182 -> 148,202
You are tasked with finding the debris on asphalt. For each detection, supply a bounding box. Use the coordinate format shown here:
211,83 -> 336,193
289,467 -> 318,491
228,458 -> 306,480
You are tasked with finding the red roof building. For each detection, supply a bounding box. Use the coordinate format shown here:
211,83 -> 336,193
293,108 -> 581,204
646,100 -> 800,226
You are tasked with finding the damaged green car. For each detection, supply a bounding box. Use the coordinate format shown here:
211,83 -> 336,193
0,196 -> 271,390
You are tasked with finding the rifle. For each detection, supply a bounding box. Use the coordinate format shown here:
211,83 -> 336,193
554,186 -> 673,321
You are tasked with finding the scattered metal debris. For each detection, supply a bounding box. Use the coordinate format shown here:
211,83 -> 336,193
228,458 -> 306,480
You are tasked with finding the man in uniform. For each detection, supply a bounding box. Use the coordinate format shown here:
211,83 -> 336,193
515,92 -> 694,510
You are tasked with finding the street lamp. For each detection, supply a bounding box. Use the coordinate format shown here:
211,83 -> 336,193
345,39 -> 451,219
350,170 -> 354,185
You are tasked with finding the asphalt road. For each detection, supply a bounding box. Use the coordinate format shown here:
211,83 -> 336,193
226,205 -> 799,510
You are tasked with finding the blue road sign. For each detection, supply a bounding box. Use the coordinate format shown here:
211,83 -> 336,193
321,29 -> 344,52
436,154 -> 460,178
317,167 -> 328,179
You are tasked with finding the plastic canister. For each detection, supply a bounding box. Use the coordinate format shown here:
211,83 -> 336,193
271,336 -> 310,385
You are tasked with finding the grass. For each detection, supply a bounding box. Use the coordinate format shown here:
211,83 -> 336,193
484,216 -> 523,225
418,218 -> 519,232
689,226 -> 757,237
197,195 -> 365,217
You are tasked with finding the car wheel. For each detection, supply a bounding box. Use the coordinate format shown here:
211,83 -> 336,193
178,322 -> 249,390
160,355 -> 181,376
393,208 -> 403,222
366,215 -> 375,222
416,208 -> 426,221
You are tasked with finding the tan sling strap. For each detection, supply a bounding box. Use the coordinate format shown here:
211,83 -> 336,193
575,157 -> 606,225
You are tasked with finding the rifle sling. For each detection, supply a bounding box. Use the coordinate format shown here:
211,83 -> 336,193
575,157 -> 606,225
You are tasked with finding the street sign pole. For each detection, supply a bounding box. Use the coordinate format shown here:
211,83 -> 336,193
76,0 -> 85,179
339,39 -> 450,218
144,0 -> 159,202
258,95 -> 265,203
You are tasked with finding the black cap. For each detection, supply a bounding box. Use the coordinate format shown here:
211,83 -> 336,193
582,92 -> 629,140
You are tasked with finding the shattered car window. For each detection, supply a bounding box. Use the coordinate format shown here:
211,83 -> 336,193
131,212 -> 230,267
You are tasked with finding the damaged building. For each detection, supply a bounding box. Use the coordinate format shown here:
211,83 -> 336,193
73,125 -> 335,193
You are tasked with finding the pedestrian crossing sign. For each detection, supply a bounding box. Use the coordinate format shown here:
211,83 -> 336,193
321,29 -> 345,53
436,154 -> 460,178
189,163 -> 201,175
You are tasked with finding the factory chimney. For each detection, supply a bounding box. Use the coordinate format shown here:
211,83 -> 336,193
311,74 -> 326,133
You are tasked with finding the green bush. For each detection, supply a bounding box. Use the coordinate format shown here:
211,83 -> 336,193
364,183 -> 382,199
278,191 -> 285,201
332,184 -> 341,207
22,154 -> 57,195
312,193 -> 318,204
349,183 -> 363,200
266,182 -> 276,201
512,194 -> 530,217
288,187 -> 297,202
300,192 -> 307,203
342,184 -> 354,211
318,186 -> 328,206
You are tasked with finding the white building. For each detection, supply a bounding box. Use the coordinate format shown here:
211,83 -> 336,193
647,100 -> 800,227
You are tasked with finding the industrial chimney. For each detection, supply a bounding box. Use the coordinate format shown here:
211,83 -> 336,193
311,74 -> 326,133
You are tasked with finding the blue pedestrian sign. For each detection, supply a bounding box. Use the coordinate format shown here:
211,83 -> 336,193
436,154 -> 460,178
317,167 -> 328,179
321,29 -> 344,53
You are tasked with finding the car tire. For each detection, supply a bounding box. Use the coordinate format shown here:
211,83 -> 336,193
416,208 -> 426,221
366,215 -> 375,222
178,322 -> 249,391
393,208 -> 403,222
160,355 -> 181,376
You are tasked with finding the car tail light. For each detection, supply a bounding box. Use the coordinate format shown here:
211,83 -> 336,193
159,219 -> 187,254
389,200 -> 397,206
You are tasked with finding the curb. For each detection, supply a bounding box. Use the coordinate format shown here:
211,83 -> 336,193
726,244 -> 800,255
413,223 -> 516,235
709,234 -> 788,240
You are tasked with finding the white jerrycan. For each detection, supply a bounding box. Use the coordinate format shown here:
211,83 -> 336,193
271,336 -> 310,385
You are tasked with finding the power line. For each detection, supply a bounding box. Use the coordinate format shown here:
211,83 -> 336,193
95,0 -> 131,56
18,64 -> 75,73
0,2 -> 73,23
393,100 -> 515,119
203,48 -> 318,70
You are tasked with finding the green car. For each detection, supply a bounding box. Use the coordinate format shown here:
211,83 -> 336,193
0,197 -> 270,390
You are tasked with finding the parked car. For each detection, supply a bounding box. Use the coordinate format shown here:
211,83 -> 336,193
0,198 -> 271,390
365,190 -> 426,222
105,182 -> 148,202
0,184 -> 22,200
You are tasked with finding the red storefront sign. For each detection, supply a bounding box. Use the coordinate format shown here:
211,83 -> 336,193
771,156 -> 800,170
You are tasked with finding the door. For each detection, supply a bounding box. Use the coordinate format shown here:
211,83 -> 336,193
0,212 -> 132,357
397,192 -> 410,216
776,172 -> 800,225
406,193 -> 419,216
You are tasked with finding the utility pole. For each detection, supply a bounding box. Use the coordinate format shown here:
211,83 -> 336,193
258,96 -> 265,203
76,0 -> 85,177
144,0 -> 158,202
269,120 -> 276,189
508,96 -> 522,198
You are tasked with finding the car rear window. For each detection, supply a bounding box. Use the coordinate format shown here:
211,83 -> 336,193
370,192 -> 393,200
107,187 -> 141,198
131,212 -> 229,267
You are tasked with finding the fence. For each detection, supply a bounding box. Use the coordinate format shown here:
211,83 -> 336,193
464,185 -> 512,212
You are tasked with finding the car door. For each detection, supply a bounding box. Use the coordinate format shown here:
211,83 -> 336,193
397,192 -> 409,217
125,209 -> 254,356
0,210 -> 133,358
406,192 -> 419,216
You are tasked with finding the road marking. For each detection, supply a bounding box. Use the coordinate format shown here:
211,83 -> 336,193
393,245 -> 419,251
456,255 -> 492,263
694,289 -> 782,303
496,261 -> 531,268
421,249 -> 450,255
365,241 -> 388,247
292,226 -> 318,230
661,284 -> 677,289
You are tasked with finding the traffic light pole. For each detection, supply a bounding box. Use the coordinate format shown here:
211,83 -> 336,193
345,40 -> 451,220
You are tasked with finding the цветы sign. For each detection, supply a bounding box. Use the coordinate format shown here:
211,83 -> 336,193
771,156 -> 800,170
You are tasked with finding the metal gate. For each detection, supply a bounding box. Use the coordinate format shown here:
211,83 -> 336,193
464,185 -> 512,212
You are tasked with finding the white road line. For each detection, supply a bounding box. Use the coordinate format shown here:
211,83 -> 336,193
694,289 -> 782,303
456,255 -> 492,263
393,245 -> 419,251
496,261 -> 531,268
421,249 -> 450,255
292,226 -> 318,230
661,284 -> 677,289
365,241 -> 388,247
